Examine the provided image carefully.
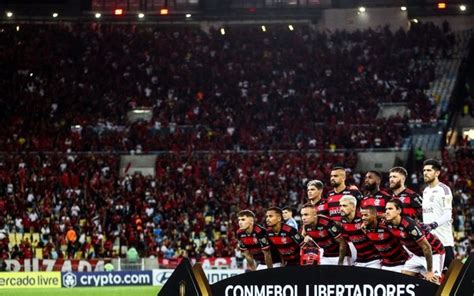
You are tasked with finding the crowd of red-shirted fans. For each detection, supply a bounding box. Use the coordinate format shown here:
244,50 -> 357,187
0,21 -> 471,265
0,22 -> 454,153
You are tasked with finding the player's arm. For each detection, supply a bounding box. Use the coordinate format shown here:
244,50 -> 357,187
412,193 -> 424,220
326,221 -> 346,265
262,249 -> 273,269
256,228 -> 273,269
242,250 -> 257,271
435,190 -> 453,227
417,237 -> 437,282
336,236 -> 347,265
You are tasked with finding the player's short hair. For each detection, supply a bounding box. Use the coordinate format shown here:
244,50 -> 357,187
367,170 -> 382,179
387,198 -> 403,211
238,210 -> 255,219
389,166 -> 408,178
331,166 -> 345,172
340,195 -> 357,206
307,179 -> 324,189
423,159 -> 442,171
301,203 -> 316,211
266,207 -> 283,218
282,206 -> 293,213
362,205 -> 377,215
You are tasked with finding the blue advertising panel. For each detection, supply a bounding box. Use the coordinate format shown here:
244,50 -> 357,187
61,271 -> 153,288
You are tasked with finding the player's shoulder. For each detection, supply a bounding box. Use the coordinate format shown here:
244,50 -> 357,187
236,229 -> 245,235
404,188 -> 418,195
438,182 -> 452,195
401,216 -> 417,227
281,224 -> 294,232
254,224 -> 266,234
379,189 -> 392,197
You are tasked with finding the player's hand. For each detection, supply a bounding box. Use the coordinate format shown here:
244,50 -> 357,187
303,235 -> 315,245
422,222 -> 438,233
424,271 -> 439,284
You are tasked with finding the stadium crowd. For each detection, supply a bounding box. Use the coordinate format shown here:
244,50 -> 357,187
0,22 -> 453,152
0,21 -> 471,268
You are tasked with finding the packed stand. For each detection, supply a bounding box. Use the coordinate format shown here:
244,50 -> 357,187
439,148 -> 474,259
0,151 -> 357,262
0,22 -> 454,152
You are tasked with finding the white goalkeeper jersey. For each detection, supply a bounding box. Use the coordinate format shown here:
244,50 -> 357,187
422,182 -> 454,246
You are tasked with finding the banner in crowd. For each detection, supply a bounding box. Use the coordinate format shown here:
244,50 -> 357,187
0,272 -> 61,289
153,269 -> 244,286
61,271 -> 153,288
5,259 -> 107,272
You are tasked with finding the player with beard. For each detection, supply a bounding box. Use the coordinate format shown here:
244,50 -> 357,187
265,207 -> 303,266
389,167 -> 423,221
361,206 -> 410,273
236,210 -> 280,270
385,199 -> 445,284
339,195 -> 381,268
306,179 -> 328,216
422,159 -> 455,270
326,167 -> 363,222
360,171 -> 392,217
300,204 -> 349,265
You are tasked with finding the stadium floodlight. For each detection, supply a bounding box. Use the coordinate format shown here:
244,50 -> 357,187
160,8 -> 169,15
114,8 -> 124,15
460,5 -> 467,11
288,24 -> 294,31
220,28 -> 225,35
261,25 -> 266,32
52,12 -> 58,18
95,13 -> 101,19
358,7 -> 366,13
138,12 -> 145,19
16,25 -> 20,31
412,18 -> 419,23
185,13 -> 192,18
437,2 -> 446,9
400,6 -> 407,11
6,11 -> 13,18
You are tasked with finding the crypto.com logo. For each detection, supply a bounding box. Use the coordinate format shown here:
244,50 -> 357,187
63,272 -> 77,288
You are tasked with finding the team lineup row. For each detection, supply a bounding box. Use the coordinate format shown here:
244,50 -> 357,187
236,159 -> 454,284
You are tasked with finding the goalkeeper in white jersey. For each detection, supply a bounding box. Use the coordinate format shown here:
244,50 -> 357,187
422,159 -> 455,270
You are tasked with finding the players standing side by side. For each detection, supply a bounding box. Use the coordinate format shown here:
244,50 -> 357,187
422,159 -> 455,270
360,206 -> 410,273
326,167 -> 363,222
389,167 -> 423,221
265,207 -> 303,266
236,210 -> 277,270
360,171 -> 392,217
306,179 -> 328,216
339,195 -> 381,268
385,199 -> 445,284
299,204 -> 350,265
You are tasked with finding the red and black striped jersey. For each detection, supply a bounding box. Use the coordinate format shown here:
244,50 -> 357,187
360,189 -> 392,217
391,188 -> 423,221
313,199 -> 328,216
326,187 -> 363,222
237,224 -> 271,262
362,220 -> 409,266
267,223 -> 303,265
304,215 -> 342,257
386,216 -> 445,256
341,216 -> 380,262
